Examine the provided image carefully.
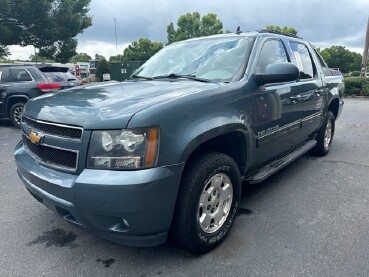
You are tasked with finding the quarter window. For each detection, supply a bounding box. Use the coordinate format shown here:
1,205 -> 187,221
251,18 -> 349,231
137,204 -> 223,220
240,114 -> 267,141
289,42 -> 314,79
11,68 -> 33,82
256,40 -> 289,73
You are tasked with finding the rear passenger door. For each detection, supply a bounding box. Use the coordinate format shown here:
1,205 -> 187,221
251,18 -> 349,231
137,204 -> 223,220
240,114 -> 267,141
9,68 -> 33,95
251,38 -> 301,164
288,41 -> 324,142
0,67 -> 11,116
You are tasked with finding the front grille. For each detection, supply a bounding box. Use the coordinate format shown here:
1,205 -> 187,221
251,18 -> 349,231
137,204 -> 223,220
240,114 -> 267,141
22,116 -> 82,140
23,134 -> 78,171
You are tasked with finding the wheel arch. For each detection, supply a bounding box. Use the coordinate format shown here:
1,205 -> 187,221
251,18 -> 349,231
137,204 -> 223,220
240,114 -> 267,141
180,124 -> 252,176
6,96 -> 29,116
328,97 -> 339,119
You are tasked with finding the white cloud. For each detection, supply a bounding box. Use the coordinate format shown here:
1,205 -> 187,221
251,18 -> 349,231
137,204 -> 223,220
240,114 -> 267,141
76,41 -> 130,59
8,45 -> 34,60
6,0 -> 369,60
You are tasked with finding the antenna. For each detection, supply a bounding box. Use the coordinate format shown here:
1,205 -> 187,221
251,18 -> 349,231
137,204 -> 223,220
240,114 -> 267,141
236,26 -> 242,35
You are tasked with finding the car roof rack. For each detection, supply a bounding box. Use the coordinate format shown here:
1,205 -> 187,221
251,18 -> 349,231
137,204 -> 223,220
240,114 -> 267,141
258,29 -> 300,39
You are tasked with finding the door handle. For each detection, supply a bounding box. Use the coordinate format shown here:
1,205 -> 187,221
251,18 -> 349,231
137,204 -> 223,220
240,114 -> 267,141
0,84 -> 10,90
289,95 -> 301,102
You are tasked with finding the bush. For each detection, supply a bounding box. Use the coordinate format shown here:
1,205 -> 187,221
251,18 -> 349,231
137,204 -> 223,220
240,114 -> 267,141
351,71 -> 360,77
344,77 -> 369,96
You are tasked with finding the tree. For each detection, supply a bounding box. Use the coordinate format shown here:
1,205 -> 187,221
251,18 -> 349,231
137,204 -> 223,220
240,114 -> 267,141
109,54 -> 124,62
29,54 -> 54,63
0,0 -> 92,63
319,46 -> 362,73
95,54 -> 106,61
167,12 -> 224,44
95,58 -> 110,81
120,38 -> 163,61
70,52 -> 92,63
0,45 -> 9,59
265,25 -> 299,37
38,38 -> 78,64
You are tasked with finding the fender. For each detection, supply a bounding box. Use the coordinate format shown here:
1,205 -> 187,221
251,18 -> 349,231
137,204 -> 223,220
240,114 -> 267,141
6,95 -> 29,113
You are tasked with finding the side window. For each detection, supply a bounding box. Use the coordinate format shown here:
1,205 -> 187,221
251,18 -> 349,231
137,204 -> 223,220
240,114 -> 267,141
289,42 -> 314,79
256,39 -> 289,73
0,68 -> 11,82
11,68 -> 33,82
313,48 -> 332,76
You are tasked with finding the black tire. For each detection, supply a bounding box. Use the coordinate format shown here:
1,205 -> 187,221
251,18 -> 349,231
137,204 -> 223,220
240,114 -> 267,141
10,102 -> 25,129
311,111 -> 335,156
171,152 -> 241,254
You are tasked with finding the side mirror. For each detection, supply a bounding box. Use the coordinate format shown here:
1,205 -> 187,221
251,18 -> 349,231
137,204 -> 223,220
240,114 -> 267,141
255,62 -> 299,86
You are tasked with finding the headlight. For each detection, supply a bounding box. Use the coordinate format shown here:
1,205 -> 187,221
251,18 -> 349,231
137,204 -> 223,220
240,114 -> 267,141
87,127 -> 159,169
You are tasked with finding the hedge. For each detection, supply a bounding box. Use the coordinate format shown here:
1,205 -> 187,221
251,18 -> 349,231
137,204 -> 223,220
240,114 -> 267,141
344,77 -> 369,96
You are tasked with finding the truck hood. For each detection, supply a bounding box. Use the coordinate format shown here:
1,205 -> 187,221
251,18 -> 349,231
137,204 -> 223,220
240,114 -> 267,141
24,81 -> 219,129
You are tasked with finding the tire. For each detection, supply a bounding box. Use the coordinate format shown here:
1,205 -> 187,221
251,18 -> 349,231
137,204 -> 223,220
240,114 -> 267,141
10,102 -> 25,129
311,111 -> 335,156
171,152 -> 241,254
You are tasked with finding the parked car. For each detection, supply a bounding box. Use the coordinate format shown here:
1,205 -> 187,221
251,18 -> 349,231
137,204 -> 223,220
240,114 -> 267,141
0,64 -> 61,128
38,66 -> 82,89
14,30 -> 344,253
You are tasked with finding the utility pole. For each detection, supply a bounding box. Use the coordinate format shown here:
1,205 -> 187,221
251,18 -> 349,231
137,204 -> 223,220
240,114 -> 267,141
361,17 -> 369,77
114,18 -> 118,56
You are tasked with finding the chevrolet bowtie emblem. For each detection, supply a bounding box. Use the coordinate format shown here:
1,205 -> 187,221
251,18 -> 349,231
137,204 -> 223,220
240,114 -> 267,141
29,132 -> 42,144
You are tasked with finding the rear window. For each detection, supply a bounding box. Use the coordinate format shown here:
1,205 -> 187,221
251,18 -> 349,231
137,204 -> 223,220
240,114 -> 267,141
43,72 -> 77,82
289,42 -> 315,79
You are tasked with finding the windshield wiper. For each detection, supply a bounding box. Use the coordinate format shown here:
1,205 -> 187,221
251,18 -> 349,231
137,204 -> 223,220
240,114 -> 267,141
129,74 -> 154,80
152,73 -> 211,83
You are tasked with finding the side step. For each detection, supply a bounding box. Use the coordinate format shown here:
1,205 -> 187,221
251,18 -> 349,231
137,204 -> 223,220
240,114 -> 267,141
244,140 -> 317,184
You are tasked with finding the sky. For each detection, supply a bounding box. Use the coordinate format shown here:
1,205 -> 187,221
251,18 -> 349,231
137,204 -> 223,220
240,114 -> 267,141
8,0 -> 369,60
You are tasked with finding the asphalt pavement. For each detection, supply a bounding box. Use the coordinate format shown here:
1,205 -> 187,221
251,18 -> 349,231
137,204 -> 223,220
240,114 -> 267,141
1,98 -> 369,277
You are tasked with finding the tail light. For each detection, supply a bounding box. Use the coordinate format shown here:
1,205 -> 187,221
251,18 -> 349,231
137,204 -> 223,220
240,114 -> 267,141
37,83 -> 61,92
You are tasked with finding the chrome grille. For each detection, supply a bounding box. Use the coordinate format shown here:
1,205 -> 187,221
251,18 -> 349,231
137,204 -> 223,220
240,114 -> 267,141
23,134 -> 78,171
22,116 -> 83,140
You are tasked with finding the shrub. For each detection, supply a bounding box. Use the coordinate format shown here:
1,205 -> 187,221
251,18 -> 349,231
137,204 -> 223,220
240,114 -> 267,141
344,77 -> 369,96
351,71 -> 360,77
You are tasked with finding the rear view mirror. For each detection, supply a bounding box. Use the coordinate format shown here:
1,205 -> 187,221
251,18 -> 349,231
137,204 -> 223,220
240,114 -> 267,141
255,62 -> 299,86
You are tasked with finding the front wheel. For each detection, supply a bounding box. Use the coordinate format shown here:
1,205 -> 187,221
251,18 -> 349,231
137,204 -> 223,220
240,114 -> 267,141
171,152 -> 241,254
311,111 -> 335,156
10,102 -> 25,129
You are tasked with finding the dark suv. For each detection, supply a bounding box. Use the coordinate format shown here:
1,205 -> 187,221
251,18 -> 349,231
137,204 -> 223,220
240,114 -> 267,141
0,64 -> 61,128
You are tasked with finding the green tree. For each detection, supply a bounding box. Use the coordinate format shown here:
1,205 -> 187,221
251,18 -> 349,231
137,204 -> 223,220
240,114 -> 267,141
0,45 -> 9,58
95,54 -> 106,61
319,46 -> 362,73
109,54 -> 124,62
38,38 -> 77,64
29,53 -> 54,63
120,38 -> 163,61
265,25 -> 299,37
0,0 -> 92,63
167,12 -> 224,44
95,58 -> 110,81
70,52 -> 92,63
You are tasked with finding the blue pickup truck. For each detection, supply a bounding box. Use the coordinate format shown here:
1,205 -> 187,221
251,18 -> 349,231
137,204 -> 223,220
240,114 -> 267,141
14,30 -> 344,253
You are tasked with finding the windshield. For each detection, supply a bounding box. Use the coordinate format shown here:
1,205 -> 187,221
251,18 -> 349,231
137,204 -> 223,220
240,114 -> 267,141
134,36 -> 250,82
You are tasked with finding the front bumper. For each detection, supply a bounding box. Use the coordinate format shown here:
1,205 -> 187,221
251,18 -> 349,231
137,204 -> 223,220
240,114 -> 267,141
14,142 -> 184,247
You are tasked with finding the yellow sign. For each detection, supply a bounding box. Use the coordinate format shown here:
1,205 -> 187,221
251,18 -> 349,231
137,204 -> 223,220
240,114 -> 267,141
29,132 -> 42,144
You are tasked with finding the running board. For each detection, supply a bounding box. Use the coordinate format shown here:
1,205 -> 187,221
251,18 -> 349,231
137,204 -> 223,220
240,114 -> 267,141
244,140 -> 317,184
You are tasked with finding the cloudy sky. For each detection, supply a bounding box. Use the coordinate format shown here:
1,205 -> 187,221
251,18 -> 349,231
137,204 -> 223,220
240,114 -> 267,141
9,0 -> 369,60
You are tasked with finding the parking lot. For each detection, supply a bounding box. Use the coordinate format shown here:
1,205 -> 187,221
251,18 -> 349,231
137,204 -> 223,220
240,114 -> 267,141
0,98 -> 369,277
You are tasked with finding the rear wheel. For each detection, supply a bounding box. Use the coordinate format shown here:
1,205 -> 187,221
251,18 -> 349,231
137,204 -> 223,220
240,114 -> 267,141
10,102 -> 25,129
311,111 -> 335,156
171,152 -> 241,254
